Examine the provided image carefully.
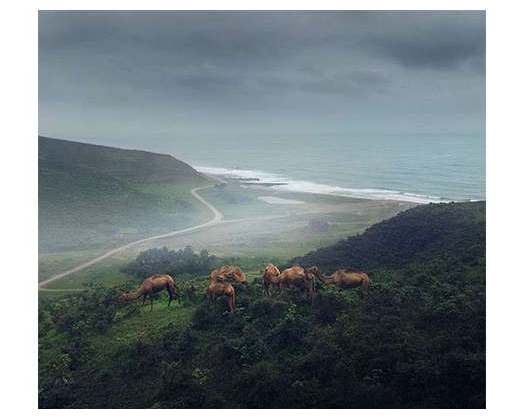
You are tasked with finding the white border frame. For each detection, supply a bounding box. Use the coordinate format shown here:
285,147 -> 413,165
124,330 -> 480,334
5,1 -> 524,418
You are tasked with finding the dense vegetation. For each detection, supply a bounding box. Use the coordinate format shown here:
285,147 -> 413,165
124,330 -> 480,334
293,201 -> 486,272
39,137 -> 209,251
39,201 -> 485,408
123,246 -> 220,278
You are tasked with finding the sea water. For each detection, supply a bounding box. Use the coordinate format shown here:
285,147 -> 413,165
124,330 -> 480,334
169,133 -> 485,204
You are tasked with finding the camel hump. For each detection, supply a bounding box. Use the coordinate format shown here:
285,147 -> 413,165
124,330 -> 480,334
344,268 -> 363,274
147,274 -> 175,285
287,265 -> 305,274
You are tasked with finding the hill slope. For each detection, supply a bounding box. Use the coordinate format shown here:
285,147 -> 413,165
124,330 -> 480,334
292,201 -> 485,272
40,136 -> 203,183
39,136 -> 209,252
39,201 -> 485,408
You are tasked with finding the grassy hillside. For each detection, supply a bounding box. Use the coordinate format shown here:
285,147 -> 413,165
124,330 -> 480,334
292,201 -> 486,271
39,201 -> 485,408
39,137 -> 210,253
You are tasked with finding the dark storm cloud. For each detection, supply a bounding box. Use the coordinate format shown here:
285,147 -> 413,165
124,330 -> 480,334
39,11 -> 485,146
40,11 -> 484,67
364,12 -> 485,71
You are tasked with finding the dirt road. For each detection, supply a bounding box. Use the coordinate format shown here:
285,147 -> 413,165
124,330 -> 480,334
39,182 -> 225,290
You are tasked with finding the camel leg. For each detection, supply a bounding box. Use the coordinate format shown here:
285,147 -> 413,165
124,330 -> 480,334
279,281 -> 285,293
206,291 -> 216,305
265,281 -> 272,297
272,280 -> 280,296
361,278 -> 370,297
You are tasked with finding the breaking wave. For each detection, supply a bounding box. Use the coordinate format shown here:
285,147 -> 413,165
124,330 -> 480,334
195,165 -> 450,204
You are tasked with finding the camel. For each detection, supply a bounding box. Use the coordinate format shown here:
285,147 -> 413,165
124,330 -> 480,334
206,270 -> 236,312
206,280 -> 236,313
118,274 -> 178,311
261,263 -> 281,296
277,265 -> 316,302
210,265 -> 247,285
307,266 -> 370,292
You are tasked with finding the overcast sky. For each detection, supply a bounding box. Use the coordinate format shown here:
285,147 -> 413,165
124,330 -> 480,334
39,11 -> 485,149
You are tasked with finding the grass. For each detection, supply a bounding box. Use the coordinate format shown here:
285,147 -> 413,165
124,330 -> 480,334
39,291 -> 197,382
38,201 -> 486,408
39,145 -> 414,292
40,271 -> 263,372
197,183 -> 285,220
39,248 -> 106,281
39,136 -> 212,253
89,299 -> 195,361
40,178 -> 212,252
40,192 -> 411,290
39,260 -> 132,294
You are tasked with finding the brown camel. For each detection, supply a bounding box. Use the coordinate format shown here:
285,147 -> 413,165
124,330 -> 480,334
210,265 -> 247,284
206,280 -> 236,312
277,265 -> 316,302
206,270 -> 236,312
261,263 -> 281,296
118,274 -> 178,311
307,266 -> 370,292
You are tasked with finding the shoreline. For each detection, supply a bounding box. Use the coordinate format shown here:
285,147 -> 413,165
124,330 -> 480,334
195,166 -> 457,204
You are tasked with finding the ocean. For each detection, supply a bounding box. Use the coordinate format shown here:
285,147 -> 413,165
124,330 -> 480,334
169,133 -> 485,204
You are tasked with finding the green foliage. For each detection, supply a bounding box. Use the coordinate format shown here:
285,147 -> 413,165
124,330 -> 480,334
292,201 -> 485,272
123,246 -> 219,279
50,285 -> 119,336
38,353 -> 75,408
39,201 -> 485,408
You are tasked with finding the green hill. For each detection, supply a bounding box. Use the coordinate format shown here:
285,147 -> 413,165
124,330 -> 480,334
39,137 -> 209,252
292,201 -> 486,271
39,201 -> 485,408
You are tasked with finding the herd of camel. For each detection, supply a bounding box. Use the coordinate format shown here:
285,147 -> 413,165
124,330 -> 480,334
119,264 -> 370,312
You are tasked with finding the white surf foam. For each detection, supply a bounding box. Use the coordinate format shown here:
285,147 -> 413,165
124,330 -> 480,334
258,196 -> 305,205
195,165 -> 450,204
195,166 -> 287,184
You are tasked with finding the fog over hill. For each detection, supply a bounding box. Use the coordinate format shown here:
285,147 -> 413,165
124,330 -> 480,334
39,136 -> 209,251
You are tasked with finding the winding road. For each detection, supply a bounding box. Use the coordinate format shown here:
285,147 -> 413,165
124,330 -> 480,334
39,182 -> 225,290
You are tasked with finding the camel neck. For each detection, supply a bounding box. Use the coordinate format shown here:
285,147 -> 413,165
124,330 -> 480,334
128,289 -> 143,299
320,274 -> 334,284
